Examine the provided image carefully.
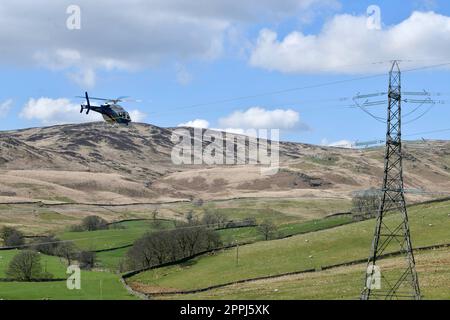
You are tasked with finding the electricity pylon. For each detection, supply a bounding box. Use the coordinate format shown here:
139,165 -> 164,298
361,61 -> 421,300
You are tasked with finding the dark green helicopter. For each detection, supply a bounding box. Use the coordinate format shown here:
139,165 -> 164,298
77,92 -> 133,125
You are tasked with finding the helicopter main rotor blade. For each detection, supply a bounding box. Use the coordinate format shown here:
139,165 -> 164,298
75,96 -> 110,102
75,94 -> 141,104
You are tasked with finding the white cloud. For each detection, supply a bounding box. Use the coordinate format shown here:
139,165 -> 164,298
250,11 -> 450,74
178,107 -> 308,134
0,99 -> 13,118
218,107 -> 306,129
129,109 -> 147,123
321,138 -> 354,148
178,119 -> 210,128
20,97 -> 147,125
19,97 -> 102,125
0,0 -> 335,86
175,63 -> 193,85
67,68 -> 96,88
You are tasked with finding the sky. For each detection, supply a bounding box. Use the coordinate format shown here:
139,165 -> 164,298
1,0 -> 450,145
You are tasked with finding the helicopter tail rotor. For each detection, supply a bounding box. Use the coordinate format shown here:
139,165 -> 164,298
84,91 -> 91,114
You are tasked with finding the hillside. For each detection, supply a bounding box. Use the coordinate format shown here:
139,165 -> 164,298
0,122 -> 449,205
127,200 -> 450,299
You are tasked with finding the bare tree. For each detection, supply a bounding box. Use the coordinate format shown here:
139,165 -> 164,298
127,237 -> 154,268
125,223 -> 223,270
257,220 -> 277,241
56,242 -> 77,265
201,210 -> 228,229
78,251 -> 96,269
352,188 -> 381,221
152,209 -> 162,228
32,235 -> 59,255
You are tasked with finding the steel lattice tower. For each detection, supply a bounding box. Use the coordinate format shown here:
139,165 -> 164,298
361,61 -> 421,300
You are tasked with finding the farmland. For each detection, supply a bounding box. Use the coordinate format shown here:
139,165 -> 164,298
127,200 -> 450,296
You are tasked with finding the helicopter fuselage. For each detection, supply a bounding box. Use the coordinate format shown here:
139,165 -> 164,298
83,104 -> 131,125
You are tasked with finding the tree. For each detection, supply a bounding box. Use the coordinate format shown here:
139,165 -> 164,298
125,223 -> 223,271
79,251 -> 96,269
152,209 -> 162,228
352,188 -> 381,221
257,220 -> 277,241
32,235 -> 60,255
201,210 -> 228,229
56,242 -> 77,265
202,210 -> 218,228
0,226 -> 24,247
192,198 -> 204,207
126,237 -> 154,269
6,250 -> 51,281
185,211 -> 195,224
80,216 -> 109,231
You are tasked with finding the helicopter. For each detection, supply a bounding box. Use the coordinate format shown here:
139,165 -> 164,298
77,92 -> 133,125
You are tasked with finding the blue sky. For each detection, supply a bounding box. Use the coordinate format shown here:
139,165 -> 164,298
1,0 -> 450,145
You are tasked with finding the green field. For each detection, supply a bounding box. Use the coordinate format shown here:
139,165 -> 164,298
0,250 -> 135,300
129,201 -> 450,294
175,198 -> 351,223
96,247 -> 129,271
160,247 -> 450,300
95,215 -> 353,271
0,250 -> 66,278
218,215 -> 353,244
58,220 -> 175,251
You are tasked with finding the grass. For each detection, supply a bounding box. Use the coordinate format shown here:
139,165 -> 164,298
0,250 -> 135,300
304,154 -> 339,166
173,198 -> 351,223
276,216 -> 352,238
38,211 -> 74,221
129,200 -> 450,293
160,247 -> 450,300
93,215 -> 353,272
0,271 -> 135,300
96,247 -> 129,271
0,250 -> 66,278
58,220 -> 175,251
218,215 -> 353,244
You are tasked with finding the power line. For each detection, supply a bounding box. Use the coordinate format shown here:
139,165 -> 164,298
147,61 -> 450,118
404,127 -> 450,137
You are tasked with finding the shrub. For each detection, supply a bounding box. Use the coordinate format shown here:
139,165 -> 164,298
6,250 -> 52,281
82,215 -> 109,231
0,226 -> 24,247
32,235 -> 60,255
78,251 -> 96,270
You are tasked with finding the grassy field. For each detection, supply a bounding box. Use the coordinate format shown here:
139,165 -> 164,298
58,220 -> 175,251
96,247 -> 129,271
0,250 -> 135,300
128,200 -> 450,294
174,198 -> 351,223
218,215 -> 353,244
0,250 -> 66,278
159,247 -> 450,300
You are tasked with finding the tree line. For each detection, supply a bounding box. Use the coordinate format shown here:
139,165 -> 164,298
0,216 -> 106,281
125,222 -> 222,270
